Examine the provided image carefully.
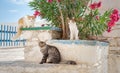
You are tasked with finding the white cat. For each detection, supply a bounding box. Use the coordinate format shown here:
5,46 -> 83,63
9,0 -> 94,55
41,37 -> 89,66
68,18 -> 79,40
12,15 -> 36,40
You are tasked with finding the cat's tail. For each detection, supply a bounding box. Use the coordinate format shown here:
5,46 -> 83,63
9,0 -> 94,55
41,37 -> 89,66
11,26 -> 22,41
60,60 -> 77,65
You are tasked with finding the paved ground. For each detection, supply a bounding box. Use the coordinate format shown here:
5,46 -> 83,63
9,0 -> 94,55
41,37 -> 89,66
0,48 -> 24,61
0,61 -> 100,73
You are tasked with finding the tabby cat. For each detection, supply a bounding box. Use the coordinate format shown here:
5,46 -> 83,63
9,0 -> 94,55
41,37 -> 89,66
39,41 -> 77,65
12,15 -> 35,40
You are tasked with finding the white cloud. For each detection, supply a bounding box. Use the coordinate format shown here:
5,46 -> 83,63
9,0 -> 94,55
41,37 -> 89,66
11,0 -> 33,4
8,9 -> 18,13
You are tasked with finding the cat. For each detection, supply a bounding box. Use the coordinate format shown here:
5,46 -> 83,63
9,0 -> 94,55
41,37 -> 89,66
12,15 -> 36,40
68,17 -> 79,40
39,41 -> 77,65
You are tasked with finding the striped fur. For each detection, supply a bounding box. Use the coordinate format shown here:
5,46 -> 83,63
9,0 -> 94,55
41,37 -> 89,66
39,41 -> 77,65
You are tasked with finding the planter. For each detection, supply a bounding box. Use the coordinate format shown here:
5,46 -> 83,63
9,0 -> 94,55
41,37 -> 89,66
48,40 -> 108,73
47,40 -> 108,63
24,40 -> 109,73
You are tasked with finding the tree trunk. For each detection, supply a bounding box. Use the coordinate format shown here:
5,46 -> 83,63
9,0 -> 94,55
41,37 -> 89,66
61,23 -> 69,39
57,2 -> 68,39
61,23 -> 66,39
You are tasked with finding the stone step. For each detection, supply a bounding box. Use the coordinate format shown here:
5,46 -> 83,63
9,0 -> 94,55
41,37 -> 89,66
0,48 -> 24,61
0,61 -> 101,73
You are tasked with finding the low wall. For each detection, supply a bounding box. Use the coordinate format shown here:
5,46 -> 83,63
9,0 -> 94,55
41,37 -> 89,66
24,39 -> 109,73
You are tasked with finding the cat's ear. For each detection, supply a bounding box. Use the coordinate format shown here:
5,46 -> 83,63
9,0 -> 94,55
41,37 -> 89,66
67,17 -> 70,23
72,17 -> 75,20
32,15 -> 36,19
67,17 -> 69,20
30,15 -> 36,19
72,17 -> 75,21
72,17 -> 77,22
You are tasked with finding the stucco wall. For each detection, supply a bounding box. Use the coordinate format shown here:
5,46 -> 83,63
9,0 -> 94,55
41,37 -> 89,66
102,24 -> 120,73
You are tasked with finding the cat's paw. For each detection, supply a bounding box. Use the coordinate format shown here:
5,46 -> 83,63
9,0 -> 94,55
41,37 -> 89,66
47,61 -> 53,63
39,62 -> 43,64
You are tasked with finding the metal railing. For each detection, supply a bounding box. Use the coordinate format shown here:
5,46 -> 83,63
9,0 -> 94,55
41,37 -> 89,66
0,24 -> 26,48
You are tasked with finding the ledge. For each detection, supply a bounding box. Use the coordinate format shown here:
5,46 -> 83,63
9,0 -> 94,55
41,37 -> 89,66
0,61 -> 92,73
20,27 -> 61,31
48,40 -> 109,46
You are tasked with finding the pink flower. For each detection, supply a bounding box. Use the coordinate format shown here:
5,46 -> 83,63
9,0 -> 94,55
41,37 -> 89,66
89,1 -> 101,10
109,9 -> 119,22
57,0 -> 60,2
107,20 -> 115,27
107,27 -> 111,32
110,14 -> 119,22
107,9 -> 119,32
112,9 -> 119,14
97,1 -> 101,8
89,2 -> 97,10
47,0 -> 53,3
33,10 -> 40,18
118,14 -> 120,19
95,16 -> 99,20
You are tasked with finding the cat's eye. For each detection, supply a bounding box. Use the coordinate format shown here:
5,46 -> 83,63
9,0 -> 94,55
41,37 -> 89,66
40,42 -> 45,44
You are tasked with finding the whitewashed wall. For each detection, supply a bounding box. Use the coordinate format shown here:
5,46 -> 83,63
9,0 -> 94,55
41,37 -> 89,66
103,24 -> 120,73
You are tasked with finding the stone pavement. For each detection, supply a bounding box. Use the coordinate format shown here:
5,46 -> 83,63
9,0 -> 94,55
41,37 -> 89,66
0,48 -> 24,61
0,61 -> 101,73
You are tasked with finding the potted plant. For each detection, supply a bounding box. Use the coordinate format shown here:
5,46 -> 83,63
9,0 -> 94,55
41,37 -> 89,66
29,0 -> 119,40
26,0 -> 120,72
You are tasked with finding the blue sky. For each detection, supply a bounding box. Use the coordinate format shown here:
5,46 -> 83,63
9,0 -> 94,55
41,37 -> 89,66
0,0 -> 34,23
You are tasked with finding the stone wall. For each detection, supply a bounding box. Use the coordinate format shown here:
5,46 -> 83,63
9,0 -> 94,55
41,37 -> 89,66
102,24 -> 120,73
